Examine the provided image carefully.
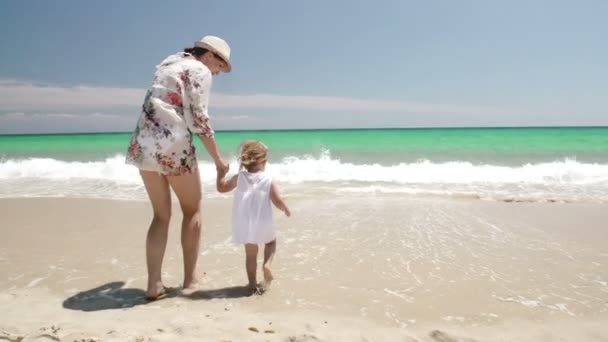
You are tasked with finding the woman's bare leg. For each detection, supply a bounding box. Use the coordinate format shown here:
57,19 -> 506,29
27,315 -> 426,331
167,170 -> 203,289
140,170 -> 172,299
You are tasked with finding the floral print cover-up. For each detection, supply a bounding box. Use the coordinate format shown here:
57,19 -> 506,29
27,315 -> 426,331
126,52 -> 214,175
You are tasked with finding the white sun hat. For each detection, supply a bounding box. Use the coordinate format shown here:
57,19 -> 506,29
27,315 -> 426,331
194,35 -> 232,73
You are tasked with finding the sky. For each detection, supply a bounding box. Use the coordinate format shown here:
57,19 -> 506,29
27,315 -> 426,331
0,0 -> 606,133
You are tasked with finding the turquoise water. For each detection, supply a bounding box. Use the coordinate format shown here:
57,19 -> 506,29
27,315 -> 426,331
1,127 -> 607,165
1,127 -> 607,202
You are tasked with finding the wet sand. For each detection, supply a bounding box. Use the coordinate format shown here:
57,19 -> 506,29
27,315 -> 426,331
0,196 -> 607,341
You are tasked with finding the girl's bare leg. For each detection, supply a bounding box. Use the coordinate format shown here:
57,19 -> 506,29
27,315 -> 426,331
244,244 -> 259,289
262,239 -> 276,285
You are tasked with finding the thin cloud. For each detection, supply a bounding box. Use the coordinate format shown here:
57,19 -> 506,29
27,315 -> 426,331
90,113 -> 122,119
32,113 -> 79,118
0,111 -> 133,134
0,112 -> 26,118
0,80 -> 144,110
0,112 -> 125,120
224,115 -> 250,120
0,79 -> 503,114
212,94 -> 503,114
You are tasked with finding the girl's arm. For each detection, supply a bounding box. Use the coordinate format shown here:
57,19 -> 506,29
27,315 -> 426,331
217,172 -> 238,193
270,181 -> 291,217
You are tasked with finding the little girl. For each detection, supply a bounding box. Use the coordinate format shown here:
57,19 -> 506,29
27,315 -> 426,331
216,140 -> 291,293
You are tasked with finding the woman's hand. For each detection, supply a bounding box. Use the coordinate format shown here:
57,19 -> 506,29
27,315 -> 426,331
215,158 -> 229,175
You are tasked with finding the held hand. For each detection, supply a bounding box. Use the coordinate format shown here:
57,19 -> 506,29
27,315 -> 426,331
284,208 -> 291,217
217,166 -> 228,178
215,158 -> 229,175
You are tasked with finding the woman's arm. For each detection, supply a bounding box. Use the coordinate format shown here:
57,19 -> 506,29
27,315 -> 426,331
181,68 -> 214,137
201,135 -> 227,171
181,67 -> 228,172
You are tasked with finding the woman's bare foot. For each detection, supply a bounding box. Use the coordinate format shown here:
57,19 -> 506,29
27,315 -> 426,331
146,281 -> 169,301
182,272 -> 208,294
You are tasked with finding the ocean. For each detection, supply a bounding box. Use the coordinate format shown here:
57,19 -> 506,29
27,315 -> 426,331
1,127 -> 607,202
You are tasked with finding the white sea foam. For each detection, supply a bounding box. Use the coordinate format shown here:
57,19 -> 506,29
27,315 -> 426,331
1,152 -> 607,202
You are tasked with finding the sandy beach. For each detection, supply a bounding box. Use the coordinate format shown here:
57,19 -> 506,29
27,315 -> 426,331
3,0 -> 607,339
1,195 -> 607,341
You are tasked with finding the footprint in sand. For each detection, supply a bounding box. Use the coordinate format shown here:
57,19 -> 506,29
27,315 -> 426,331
429,330 -> 479,342
248,326 -> 275,334
34,326 -> 61,341
34,334 -> 59,341
287,334 -> 321,342
0,330 -> 25,342
61,332 -> 100,342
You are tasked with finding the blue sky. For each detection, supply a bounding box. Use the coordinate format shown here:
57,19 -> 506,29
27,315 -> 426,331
0,0 -> 606,133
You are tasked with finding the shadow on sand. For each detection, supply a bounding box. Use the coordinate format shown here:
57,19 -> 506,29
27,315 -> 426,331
183,285 -> 256,300
63,282 -> 255,311
62,281 -> 177,312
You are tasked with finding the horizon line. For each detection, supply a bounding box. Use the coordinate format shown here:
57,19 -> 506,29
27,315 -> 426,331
1,125 -> 607,137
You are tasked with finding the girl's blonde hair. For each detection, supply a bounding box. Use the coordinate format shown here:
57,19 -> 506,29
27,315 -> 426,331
238,140 -> 268,172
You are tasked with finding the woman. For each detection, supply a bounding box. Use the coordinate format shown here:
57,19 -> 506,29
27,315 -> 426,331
126,35 -> 232,300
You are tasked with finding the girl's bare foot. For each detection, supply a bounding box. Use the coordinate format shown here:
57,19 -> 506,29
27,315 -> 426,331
263,265 -> 274,284
246,283 -> 268,296
245,282 -> 259,295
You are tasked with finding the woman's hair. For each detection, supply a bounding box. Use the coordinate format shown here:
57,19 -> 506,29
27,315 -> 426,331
183,46 -> 209,57
238,140 -> 268,172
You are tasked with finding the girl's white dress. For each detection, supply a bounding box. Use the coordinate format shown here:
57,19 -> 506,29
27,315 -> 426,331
232,170 -> 276,244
